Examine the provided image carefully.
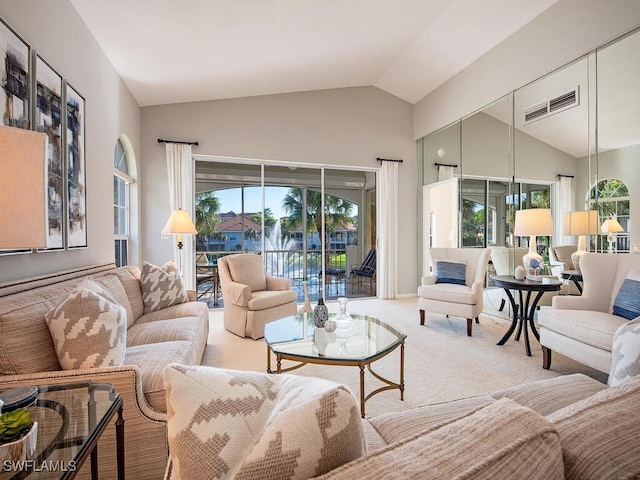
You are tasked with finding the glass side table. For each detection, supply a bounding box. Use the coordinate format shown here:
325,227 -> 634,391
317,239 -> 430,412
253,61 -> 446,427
0,382 -> 124,480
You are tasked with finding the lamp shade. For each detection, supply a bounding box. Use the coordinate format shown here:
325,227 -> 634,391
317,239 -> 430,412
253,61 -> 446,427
0,126 -> 48,249
514,209 -> 554,236
601,218 -> 624,234
563,210 -> 599,236
162,209 -> 197,235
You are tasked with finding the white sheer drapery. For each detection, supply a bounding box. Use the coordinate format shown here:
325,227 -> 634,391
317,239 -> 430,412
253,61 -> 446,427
165,143 -> 195,290
556,176 -> 573,245
438,164 -> 455,181
379,161 -> 398,299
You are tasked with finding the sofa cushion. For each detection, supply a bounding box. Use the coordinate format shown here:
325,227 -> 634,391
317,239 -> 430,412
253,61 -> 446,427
434,259 -> 466,285
315,398 -> 563,480
537,308 -> 627,351
547,376 -> 640,480
140,261 -> 188,314
226,254 -> 267,292
94,274 -> 135,328
417,283 -> 477,305
45,278 -> 127,370
125,341 -> 199,412
367,395 -> 495,445
248,289 -> 298,311
608,317 -> 640,387
105,266 -> 144,320
491,373 -> 606,416
612,271 -> 640,320
163,365 -> 365,480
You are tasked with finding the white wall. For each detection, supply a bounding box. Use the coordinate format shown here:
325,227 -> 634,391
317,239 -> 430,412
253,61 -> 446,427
140,86 -> 418,295
0,0 -> 141,283
414,0 -> 640,140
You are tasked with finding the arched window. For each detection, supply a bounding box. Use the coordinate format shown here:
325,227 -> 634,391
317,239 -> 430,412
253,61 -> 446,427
589,179 -> 630,253
114,136 -> 135,266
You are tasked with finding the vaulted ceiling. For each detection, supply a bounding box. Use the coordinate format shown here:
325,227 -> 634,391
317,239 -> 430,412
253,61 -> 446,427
70,0 -> 558,107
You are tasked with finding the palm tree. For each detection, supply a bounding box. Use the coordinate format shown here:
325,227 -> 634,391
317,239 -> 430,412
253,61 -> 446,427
282,187 -> 354,266
195,191 -> 221,250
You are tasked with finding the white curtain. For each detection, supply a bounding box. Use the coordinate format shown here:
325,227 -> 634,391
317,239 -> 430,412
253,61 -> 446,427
165,143 -> 195,290
379,161 -> 398,299
556,176 -> 573,245
438,165 -> 455,181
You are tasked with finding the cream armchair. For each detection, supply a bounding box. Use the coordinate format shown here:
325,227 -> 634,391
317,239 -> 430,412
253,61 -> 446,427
218,253 -> 297,339
418,247 -> 491,336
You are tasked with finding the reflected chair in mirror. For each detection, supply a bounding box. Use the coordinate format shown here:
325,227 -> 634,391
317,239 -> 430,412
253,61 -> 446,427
489,246 -> 528,311
349,248 -> 376,294
418,247 -> 491,336
196,252 -> 217,304
550,245 -> 578,272
217,253 -> 297,339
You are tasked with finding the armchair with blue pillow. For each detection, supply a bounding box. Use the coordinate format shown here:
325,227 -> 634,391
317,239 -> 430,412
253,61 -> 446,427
417,247 -> 491,337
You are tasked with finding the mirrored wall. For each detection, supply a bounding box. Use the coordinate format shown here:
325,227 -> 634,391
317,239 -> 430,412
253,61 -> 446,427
418,26 -> 640,277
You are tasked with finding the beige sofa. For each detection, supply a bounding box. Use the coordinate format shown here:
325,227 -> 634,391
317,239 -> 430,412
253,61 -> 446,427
539,252 -> 640,373
0,263 -> 209,480
322,373 -> 640,479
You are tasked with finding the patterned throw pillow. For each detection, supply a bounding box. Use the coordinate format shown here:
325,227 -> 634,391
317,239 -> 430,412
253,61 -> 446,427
45,279 -> 127,370
612,271 -> 640,320
435,260 -> 466,285
140,261 -> 188,314
608,317 -> 640,387
163,364 -> 365,480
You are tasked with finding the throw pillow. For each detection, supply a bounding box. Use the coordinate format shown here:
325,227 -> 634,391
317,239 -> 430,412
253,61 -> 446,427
163,364 -> 365,480
140,260 -> 188,314
608,317 -> 640,386
612,271 -> 640,320
435,260 -> 466,285
45,282 -> 127,370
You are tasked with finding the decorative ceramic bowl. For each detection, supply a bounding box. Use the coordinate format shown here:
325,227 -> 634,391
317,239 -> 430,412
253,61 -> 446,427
0,421 -> 38,463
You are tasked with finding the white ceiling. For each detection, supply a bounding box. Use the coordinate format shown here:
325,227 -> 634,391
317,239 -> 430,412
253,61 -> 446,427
70,0 -> 559,107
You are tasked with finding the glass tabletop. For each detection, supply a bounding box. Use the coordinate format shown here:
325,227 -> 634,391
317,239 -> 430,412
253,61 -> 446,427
0,382 -> 120,480
264,312 -> 406,363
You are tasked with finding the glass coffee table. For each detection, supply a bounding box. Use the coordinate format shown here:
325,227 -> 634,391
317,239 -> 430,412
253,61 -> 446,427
264,313 -> 406,418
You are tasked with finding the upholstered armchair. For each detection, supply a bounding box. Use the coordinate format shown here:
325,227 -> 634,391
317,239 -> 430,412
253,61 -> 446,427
489,246 -> 529,311
418,247 -> 491,336
217,253 -> 297,339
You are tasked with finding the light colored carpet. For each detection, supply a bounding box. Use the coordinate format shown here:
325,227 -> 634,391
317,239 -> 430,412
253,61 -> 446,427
202,293 -> 608,419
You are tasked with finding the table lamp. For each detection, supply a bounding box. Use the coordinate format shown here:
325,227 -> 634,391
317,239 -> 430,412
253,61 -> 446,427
563,210 -> 599,273
514,208 -> 554,281
162,209 -> 197,270
601,217 -> 624,254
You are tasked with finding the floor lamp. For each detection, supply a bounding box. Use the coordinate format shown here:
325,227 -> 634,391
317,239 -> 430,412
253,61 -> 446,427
162,209 -> 198,272
601,217 -> 624,254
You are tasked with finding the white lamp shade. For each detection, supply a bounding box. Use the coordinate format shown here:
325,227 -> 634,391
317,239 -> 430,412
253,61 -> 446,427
601,218 -> 624,234
162,209 -> 198,235
0,126 -> 48,249
563,210 -> 599,236
514,208 -> 554,236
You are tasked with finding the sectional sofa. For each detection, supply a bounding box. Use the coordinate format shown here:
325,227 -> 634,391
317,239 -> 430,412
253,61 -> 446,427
0,262 -> 209,479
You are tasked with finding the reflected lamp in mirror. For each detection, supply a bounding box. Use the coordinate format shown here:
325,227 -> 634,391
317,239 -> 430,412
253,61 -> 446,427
514,208 -> 554,281
564,210 -> 599,272
0,126 -> 48,250
601,217 -> 624,254
162,208 -> 197,270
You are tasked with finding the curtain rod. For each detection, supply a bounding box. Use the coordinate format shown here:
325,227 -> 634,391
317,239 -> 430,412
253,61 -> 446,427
377,157 -> 403,163
557,174 -> 575,178
157,138 -> 199,146
434,162 -> 458,168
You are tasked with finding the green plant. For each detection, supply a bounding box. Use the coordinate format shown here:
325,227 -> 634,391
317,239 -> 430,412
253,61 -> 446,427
0,408 -> 33,444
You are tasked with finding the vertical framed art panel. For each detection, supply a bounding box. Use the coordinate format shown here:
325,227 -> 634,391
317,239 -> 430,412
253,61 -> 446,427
65,82 -> 87,248
34,53 -> 64,251
0,16 -> 29,129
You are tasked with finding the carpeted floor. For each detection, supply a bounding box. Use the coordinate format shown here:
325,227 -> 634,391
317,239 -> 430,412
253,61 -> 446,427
202,292 -> 608,419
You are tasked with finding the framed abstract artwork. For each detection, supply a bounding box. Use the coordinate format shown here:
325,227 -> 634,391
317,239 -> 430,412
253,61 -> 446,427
34,53 -> 64,251
0,16 -> 29,129
65,82 -> 87,249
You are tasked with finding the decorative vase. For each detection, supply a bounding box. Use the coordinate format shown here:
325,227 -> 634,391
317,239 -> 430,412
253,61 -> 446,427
302,281 -> 312,313
335,297 -> 352,329
514,265 -> 526,280
313,297 -> 328,328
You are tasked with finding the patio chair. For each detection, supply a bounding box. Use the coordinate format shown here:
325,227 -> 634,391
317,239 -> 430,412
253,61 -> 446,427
349,248 -> 376,293
196,252 -> 217,304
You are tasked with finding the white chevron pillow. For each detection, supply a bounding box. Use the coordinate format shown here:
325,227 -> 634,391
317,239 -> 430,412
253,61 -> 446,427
140,260 -> 188,314
163,364 -> 365,480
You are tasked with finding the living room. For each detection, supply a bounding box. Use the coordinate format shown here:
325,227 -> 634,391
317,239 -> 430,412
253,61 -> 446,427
2,1 -> 640,479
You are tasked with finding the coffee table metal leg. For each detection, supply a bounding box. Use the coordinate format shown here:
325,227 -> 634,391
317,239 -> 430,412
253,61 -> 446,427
400,340 -> 405,401
116,404 -> 125,480
359,365 -> 365,418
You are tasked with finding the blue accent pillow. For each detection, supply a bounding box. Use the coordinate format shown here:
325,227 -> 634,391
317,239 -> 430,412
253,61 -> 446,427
435,260 -> 466,285
613,272 -> 640,320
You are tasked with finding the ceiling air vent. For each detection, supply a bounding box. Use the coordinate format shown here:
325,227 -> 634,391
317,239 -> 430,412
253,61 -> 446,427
524,86 -> 580,125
